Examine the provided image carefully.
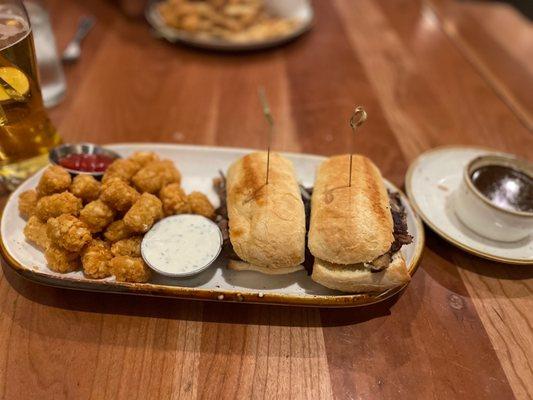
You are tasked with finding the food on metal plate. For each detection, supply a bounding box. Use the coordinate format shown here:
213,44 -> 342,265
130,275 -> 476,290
69,174 -> 101,203
59,153 -> 115,173
18,149 -> 215,284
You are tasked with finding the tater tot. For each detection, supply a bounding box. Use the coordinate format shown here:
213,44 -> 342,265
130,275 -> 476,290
18,189 -> 38,219
128,151 -> 159,167
109,256 -> 151,283
35,192 -> 82,222
103,220 -> 132,242
123,193 -> 163,233
23,216 -> 50,249
79,200 -> 116,233
69,174 -> 100,203
111,236 -> 142,257
101,159 -> 140,184
45,244 -> 80,273
159,183 -> 191,216
46,214 -> 92,252
36,165 -> 72,197
100,178 -> 140,213
188,191 -> 215,219
82,239 -> 113,279
131,160 -> 181,194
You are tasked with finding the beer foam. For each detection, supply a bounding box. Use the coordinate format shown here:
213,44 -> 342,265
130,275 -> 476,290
0,13 -> 30,51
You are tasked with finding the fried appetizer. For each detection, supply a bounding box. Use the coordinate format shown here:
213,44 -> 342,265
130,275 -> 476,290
23,216 -> 50,249
188,191 -> 215,219
159,183 -> 191,216
129,151 -> 159,167
79,200 -> 116,233
109,256 -> 151,283
35,192 -> 82,222
131,160 -> 181,194
46,214 -> 92,252
81,239 -> 113,279
103,220 -> 132,242
111,236 -> 142,257
100,178 -> 140,213
36,165 -> 72,197
45,244 -> 79,273
123,193 -> 163,233
69,174 -> 100,203
18,189 -> 38,219
102,159 -> 141,184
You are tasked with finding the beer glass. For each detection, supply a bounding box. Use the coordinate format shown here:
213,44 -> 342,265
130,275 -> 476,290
0,0 -> 61,193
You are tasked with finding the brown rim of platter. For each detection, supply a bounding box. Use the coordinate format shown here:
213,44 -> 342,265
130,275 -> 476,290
0,168 -> 425,308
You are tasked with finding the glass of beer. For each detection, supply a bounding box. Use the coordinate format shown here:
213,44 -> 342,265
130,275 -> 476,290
0,0 -> 61,193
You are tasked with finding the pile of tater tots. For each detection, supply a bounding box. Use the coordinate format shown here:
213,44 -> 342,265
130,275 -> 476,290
19,151 -> 215,283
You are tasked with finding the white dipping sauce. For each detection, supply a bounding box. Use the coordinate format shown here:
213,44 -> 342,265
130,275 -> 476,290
141,214 -> 222,277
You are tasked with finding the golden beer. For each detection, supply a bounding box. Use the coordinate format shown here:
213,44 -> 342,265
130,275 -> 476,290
0,6 -> 61,192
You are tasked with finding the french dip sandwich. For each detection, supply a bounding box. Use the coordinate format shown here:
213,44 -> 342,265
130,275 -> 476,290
218,152 -> 306,274
308,154 -> 412,293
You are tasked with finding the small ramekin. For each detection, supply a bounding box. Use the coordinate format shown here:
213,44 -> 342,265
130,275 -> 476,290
454,154 -> 532,242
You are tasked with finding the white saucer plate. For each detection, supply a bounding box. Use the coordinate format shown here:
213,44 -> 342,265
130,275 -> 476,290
146,0 -> 313,51
406,146 -> 532,265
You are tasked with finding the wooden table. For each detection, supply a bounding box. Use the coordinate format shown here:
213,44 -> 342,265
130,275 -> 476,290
1,0 -> 532,398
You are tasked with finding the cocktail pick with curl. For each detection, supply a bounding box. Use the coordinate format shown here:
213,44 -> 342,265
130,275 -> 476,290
258,87 -> 274,185
348,106 -> 367,187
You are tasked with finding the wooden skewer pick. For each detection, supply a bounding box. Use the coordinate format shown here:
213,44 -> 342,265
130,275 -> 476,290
258,87 -> 274,185
348,106 -> 367,187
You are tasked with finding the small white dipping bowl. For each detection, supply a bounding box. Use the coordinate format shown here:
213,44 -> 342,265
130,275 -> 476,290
141,214 -> 223,278
454,154 -> 533,242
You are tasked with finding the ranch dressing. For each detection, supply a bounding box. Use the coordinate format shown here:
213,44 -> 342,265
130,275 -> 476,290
141,215 -> 222,277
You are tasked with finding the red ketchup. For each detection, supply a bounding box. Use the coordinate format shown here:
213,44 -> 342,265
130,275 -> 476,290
58,153 -> 115,172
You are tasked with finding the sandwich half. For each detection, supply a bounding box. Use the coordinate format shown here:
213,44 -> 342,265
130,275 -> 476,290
308,154 -> 412,292
220,152 -> 306,274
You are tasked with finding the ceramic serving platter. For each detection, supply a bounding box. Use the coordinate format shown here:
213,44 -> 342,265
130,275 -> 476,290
406,146 -> 532,265
146,0 -> 314,51
0,144 -> 424,307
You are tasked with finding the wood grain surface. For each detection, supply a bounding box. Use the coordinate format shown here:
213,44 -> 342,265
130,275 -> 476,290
0,0 -> 532,399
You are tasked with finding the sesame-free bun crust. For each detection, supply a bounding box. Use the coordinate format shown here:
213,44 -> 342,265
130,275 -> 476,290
228,260 -> 304,275
308,155 -> 394,264
226,152 -> 306,271
311,252 -> 410,293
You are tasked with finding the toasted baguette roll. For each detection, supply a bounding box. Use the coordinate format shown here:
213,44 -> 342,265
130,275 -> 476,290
308,154 -> 394,265
228,260 -> 303,275
226,152 -> 306,272
311,252 -> 410,293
